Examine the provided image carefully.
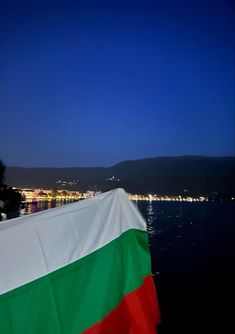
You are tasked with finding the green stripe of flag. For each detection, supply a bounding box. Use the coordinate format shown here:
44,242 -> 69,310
0,229 -> 151,334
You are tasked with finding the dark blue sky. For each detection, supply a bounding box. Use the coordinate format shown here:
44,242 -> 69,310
0,0 -> 234,167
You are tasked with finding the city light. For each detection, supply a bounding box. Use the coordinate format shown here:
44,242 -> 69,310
16,188 -> 209,203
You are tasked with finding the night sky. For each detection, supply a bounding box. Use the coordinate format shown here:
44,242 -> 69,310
0,0 -> 234,167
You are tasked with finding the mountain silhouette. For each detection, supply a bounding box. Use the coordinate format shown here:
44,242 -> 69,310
5,156 -> 235,197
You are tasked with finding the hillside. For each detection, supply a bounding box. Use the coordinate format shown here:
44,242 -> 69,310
5,156 -> 235,197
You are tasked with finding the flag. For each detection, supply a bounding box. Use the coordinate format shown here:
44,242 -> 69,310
0,188 -> 160,333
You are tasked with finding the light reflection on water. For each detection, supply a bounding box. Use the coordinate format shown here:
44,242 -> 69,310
24,199 -> 78,215
146,201 -> 156,236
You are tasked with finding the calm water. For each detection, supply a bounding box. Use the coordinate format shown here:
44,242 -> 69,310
23,199 -> 77,215
136,200 -> 235,333
25,199 -> 235,333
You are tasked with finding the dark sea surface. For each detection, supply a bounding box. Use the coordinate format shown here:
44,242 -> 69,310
25,199 -> 235,333
135,200 -> 235,334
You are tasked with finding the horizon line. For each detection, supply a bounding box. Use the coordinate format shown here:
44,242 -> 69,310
5,154 -> 235,169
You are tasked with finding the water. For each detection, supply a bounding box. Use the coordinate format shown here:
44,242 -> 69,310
135,200 -> 235,333
24,199 -> 235,333
23,199 -> 78,215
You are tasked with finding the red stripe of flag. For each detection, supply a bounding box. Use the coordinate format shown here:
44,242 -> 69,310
83,276 -> 160,334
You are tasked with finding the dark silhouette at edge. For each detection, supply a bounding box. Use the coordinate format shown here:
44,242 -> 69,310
0,159 -> 23,221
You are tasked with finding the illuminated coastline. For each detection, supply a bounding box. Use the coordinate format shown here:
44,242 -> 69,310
15,187 -> 211,203
128,194 -> 208,202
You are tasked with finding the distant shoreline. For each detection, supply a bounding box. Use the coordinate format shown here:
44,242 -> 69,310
16,187 -> 235,203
